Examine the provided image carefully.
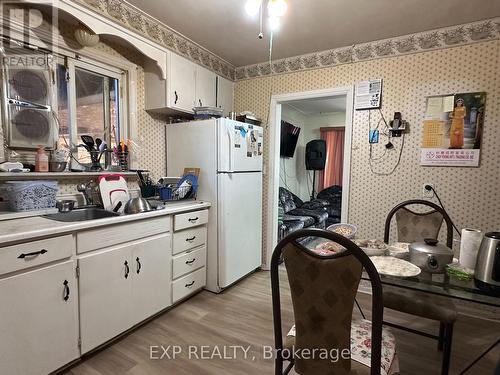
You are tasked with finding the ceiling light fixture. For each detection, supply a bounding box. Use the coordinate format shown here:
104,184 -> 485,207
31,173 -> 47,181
245,0 -> 287,37
245,0 -> 262,17
267,0 -> 287,17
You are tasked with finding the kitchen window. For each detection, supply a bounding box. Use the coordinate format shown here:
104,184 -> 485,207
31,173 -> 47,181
56,57 -> 125,165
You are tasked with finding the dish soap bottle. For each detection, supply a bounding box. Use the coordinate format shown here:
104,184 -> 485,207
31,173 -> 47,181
35,146 -> 49,172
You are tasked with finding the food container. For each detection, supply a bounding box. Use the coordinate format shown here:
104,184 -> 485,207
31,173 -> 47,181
5,180 -> 58,211
353,239 -> 388,256
409,238 -> 454,274
327,223 -> 358,239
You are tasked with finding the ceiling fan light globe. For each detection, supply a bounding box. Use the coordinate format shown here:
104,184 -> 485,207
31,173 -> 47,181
245,0 -> 263,17
268,0 -> 287,17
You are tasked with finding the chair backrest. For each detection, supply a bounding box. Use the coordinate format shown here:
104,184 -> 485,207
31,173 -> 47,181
383,199 -> 454,248
271,229 -> 383,375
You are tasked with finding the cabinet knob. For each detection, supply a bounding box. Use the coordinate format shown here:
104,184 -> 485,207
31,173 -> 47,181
174,91 -> 178,104
124,261 -> 130,279
136,257 -> 141,274
63,280 -> 70,301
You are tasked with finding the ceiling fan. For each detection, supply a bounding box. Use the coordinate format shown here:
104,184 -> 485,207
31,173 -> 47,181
245,0 -> 288,38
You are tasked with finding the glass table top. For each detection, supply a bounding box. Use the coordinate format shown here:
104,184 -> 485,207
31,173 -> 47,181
303,236 -> 500,308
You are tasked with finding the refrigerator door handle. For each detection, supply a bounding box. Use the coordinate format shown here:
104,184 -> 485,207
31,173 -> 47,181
226,125 -> 234,172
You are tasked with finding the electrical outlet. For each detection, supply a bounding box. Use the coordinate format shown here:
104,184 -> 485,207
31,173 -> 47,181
422,183 -> 434,198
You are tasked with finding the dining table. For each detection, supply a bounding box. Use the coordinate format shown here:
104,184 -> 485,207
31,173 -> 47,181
304,235 -> 500,375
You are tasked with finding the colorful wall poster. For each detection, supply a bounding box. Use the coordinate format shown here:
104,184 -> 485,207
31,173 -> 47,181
421,92 -> 486,167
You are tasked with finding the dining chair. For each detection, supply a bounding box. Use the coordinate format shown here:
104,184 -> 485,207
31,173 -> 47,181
383,199 -> 457,375
271,228 -> 399,375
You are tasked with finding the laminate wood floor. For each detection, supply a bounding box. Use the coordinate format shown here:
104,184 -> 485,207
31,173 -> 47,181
65,270 -> 500,375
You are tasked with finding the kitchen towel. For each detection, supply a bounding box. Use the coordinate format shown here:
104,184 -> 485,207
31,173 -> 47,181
459,228 -> 483,270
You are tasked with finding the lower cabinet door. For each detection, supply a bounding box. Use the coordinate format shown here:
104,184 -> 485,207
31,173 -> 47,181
78,243 -> 133,354
0,261 -> 79,375
131,233 -> 172,324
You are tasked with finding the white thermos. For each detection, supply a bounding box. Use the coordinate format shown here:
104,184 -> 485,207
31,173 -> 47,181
459,228 -> 483,270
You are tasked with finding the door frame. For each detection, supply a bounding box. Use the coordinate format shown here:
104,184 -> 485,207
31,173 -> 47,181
265,86 -> 354,269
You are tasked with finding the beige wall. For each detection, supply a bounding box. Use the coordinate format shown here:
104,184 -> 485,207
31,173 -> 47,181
235,41 -> 500,249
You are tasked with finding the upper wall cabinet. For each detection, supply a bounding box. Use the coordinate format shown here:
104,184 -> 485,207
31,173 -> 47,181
145,51 -> 218,114
195,65 -> 216,108
216,76 -> 234,117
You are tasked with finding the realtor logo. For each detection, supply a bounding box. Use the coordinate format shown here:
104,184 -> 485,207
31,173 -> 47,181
0,0 -> 59,60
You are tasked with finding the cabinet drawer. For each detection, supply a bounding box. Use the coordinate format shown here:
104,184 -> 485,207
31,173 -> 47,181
0,235 -> 74,276
172,246 -> 206,279
77,216 -> 171,254
172,226 -> 206,255
172,267 -> 206,303
174,210 -> 208,231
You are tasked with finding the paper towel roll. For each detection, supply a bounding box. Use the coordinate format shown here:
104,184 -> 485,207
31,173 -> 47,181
459,228 -> 483,270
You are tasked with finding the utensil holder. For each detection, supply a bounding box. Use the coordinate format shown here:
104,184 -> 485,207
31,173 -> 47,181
118,151 -> 129,171
140,185 -> 156,198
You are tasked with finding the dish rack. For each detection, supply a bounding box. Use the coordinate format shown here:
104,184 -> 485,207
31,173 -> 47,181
158,176 -> 198,201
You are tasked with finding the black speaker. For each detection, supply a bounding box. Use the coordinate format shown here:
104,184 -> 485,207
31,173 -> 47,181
305,139 -> 326,170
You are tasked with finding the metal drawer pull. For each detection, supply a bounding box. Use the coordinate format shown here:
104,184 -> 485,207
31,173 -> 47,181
188,217 -> 199,222
63,280 -> 70,301
186,236 -> 196,242
174,90 -> 178,104
185,281 -> 195,287
18,249 -> 47,259
124,261 -> 130,279
136,257 -> 141,274
185,258 -> 196,265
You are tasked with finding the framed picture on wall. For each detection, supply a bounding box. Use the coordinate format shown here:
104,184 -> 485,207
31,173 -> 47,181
420,92 -> 486,167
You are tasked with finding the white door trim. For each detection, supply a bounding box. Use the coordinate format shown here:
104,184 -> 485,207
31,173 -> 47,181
264,86 -> 354,269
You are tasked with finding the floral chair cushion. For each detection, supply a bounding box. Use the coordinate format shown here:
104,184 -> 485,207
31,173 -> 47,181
350,319 -> 399,375
287,319 -> 399,375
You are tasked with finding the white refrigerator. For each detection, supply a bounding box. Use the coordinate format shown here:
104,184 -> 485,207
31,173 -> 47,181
166,118 -> 263,293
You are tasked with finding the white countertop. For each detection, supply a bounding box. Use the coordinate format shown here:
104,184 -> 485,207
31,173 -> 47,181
0,200 -> 211,247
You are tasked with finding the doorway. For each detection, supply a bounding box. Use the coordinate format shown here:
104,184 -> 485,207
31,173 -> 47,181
266,86 -> 354,268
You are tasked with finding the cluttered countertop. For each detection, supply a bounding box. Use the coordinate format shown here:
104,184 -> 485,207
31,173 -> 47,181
0,200 -> 210,247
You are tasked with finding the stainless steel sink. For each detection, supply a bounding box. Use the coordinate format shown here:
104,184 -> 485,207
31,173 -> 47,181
43,208 -> 120,222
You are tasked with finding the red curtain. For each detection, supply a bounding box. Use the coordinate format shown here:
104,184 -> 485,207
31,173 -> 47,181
319,127 -> 345,191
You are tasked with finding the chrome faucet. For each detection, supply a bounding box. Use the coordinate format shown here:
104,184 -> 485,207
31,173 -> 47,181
77,181 -> 95,206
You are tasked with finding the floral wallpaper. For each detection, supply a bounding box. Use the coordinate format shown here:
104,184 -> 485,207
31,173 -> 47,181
234,40 -> 500,266
235,17 -> 500,80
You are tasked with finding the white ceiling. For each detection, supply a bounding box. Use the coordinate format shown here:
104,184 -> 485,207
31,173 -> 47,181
285,96 -> 346,115
127,0 -> 500,66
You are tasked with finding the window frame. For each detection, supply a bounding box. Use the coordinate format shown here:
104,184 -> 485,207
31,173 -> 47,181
64,58 -> 126,154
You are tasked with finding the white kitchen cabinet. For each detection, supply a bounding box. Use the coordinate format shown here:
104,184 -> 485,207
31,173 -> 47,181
0,260 -> 79,375
216,75 -> 234,116
195,65 -> 216,108
131,233 -> 172,324
145,51 -> 196,114
78,242 -> 134,354
168,52 -> 196,113
78,233 -> 172,354
145,51 -> 219,114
